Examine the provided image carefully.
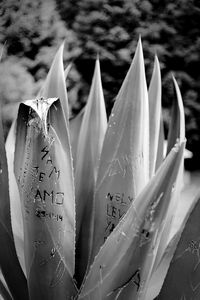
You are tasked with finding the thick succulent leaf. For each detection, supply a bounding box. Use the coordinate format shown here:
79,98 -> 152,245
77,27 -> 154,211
14,98 -> 77,299
79,142 -> 184,300
89,38 -> 149,264
145,232 -> 181,300
5,120 -> 26,276
6,45 -> 71,279
145,192 -> 199,300
69,109 -> 84,168
116,142 -> 185,300
152,156 -> 184,273
157,192 -> 200,300
37,42 -> 69,121
153,78 -> 185,272
167,75 -> 185,154
75,59 -> 107,284
148,56 -> 162,177
0,107 -> 28,298
169,181 -> 200,242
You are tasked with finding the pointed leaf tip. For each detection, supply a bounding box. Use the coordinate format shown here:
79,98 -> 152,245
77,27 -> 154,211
172,75 -> 185,142
135,36 -> 143,61
167,75 -> 185,154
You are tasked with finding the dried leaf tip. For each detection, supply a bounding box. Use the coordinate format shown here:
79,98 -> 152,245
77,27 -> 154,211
25,97 -> 58,135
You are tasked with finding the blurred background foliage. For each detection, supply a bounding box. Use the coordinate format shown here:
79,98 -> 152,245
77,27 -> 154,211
1,0 -> 200,168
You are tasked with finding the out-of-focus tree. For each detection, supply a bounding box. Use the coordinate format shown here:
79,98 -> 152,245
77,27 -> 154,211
0,57 -> 34,104
149,0 -> 200,163
0,0 -> 68,74
0,0 -> 79,120
0,56 -> 34,135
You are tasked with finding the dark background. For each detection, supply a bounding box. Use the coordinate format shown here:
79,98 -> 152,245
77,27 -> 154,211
1,0 -> 200,168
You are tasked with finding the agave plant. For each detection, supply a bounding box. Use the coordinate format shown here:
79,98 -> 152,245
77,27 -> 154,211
0,38 -> 197,300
